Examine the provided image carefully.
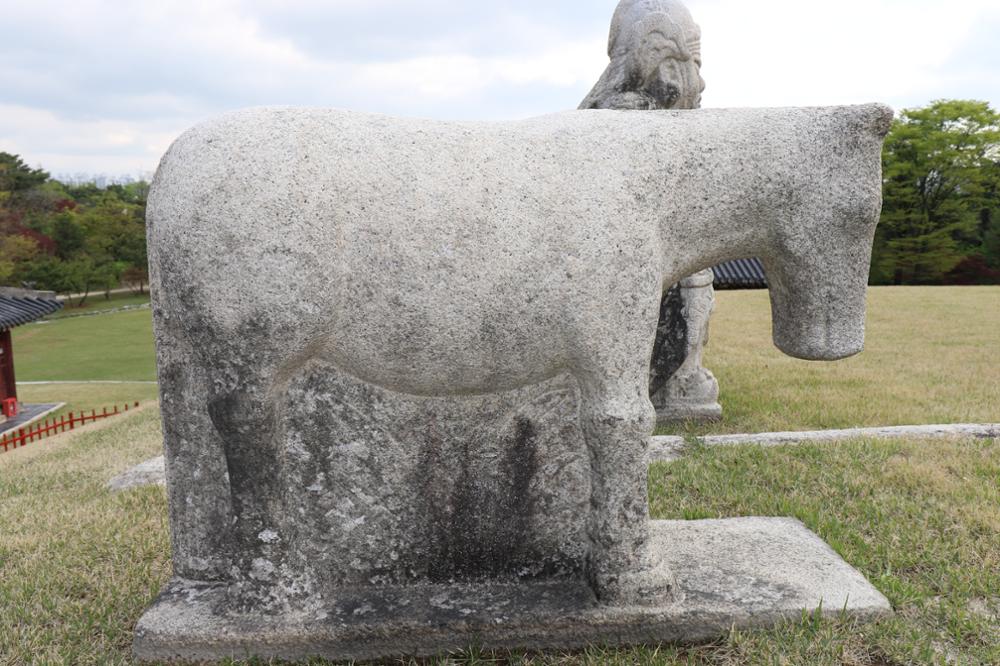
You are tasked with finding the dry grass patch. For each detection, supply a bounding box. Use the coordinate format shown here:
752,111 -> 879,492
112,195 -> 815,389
0,405 -> 170,666
14,382 -> 160,425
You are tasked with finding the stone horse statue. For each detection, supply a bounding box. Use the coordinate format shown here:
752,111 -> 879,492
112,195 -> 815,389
148,104 -> 891,606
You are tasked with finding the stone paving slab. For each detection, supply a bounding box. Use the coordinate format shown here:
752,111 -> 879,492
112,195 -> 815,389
650,423 -> 1000,462
133,517 -> 890,663
108,455 -> 166,491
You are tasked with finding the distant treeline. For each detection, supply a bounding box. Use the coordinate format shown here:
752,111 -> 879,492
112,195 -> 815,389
1,154 -> 148,304
1,99 -> 998,293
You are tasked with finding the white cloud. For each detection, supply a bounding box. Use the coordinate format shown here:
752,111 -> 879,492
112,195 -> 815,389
0,104 -> 176,177
356,39 -> 605,101
691,0 -> 999,108
0,0 -> 996,176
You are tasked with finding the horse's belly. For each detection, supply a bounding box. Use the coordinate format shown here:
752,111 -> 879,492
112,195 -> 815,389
318,302 -> 569,396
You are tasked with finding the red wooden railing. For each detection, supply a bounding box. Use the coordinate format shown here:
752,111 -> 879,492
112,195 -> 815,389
1,402 -> 140,453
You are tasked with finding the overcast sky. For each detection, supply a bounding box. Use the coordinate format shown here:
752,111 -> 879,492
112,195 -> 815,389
1,0 -> 997,179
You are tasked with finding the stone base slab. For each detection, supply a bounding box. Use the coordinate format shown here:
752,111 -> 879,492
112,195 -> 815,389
134,517 -> 890,662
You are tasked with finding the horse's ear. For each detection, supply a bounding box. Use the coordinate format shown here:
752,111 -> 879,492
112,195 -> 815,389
868,103 -> 895,138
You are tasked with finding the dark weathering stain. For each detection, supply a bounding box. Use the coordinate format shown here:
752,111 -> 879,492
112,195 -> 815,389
648,284 -> 688,396
415,417 -> 543,582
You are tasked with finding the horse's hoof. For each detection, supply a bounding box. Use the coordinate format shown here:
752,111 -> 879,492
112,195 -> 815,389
591,552 -> 682,607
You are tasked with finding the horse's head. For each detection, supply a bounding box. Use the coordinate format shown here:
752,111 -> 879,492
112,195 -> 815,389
763,103 -> 893,361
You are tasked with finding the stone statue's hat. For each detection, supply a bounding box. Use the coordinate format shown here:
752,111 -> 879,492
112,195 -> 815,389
608,0 -> 701,58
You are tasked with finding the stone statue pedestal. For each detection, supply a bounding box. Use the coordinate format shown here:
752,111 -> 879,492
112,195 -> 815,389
650,270 -> 722,424
135,518 -> 890,662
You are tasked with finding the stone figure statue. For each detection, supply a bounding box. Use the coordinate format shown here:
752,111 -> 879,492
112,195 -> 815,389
581,0 -> 721,422
137,103 -> 892,661
580,0 -> 705,111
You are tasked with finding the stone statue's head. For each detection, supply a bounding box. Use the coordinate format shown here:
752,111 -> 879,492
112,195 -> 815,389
580,0 -> 705,111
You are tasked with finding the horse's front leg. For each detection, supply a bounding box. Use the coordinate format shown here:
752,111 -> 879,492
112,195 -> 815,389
576,362 -> 679,606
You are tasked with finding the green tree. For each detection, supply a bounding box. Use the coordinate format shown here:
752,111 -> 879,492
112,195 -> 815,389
0,152 -> 49,203
50,211 -> 86,260
0,235 -> 40,286
873,100 -> 1000,284
980,158 -> 1000,269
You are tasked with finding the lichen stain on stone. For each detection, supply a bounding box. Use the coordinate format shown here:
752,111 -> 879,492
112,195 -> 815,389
648,284 -> 688,396
415,416 -> 547,581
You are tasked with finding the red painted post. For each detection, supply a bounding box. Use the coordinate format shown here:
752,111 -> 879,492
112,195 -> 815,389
113,404 -> 119,415
18,428 -> 24,448
102,407 -> 108,418
125,403 -> 129,412
134,401 -> 139,408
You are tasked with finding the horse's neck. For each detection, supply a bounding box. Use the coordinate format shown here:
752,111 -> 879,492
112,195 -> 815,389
654,186 -> 769,288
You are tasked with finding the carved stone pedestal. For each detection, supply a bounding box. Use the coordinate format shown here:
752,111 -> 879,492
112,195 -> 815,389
650,269 -> 722,424
135,518 -> 890,662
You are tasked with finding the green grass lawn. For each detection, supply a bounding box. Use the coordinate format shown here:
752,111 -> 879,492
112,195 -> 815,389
11,304 -> 157,419
662,286 -> 1000,436
13,308 -> 155,383
2,286 -> 998,664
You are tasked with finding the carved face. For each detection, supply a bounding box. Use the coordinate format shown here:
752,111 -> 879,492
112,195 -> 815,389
626,10 -> 705,109
605,0 -> 705,110
580,0 -> 706,112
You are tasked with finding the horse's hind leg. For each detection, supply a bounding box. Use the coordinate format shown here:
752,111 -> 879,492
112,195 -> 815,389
206,359 -> 292,605
154,313 -> 232,582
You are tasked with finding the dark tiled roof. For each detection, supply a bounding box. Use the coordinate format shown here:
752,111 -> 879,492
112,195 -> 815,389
0,288 -> 63,330
713,258 -> 768,289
